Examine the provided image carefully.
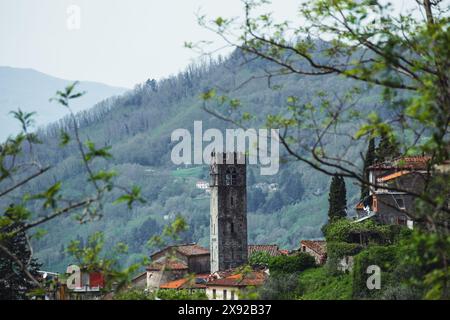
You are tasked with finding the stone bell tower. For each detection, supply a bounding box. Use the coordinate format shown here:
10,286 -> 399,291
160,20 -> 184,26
210,152 -> 248,273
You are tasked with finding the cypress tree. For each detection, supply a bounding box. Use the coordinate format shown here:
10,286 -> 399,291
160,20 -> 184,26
360,138 -> 375,200
0,221 -> 41,300
328,175 -> 347,222
375,133 -> 400,163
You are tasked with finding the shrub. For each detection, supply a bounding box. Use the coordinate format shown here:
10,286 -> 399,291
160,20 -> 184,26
157,289 -> 207,300
248,251 -> 272,266
297,267 -> 353,300
257,273 -> 300,300
114,289 -> 153,300
268,253 -> 316,274
114,288 -> 207,300
324,219 -> 393,244
352,245 -> 399,299
326,241 -> 363,274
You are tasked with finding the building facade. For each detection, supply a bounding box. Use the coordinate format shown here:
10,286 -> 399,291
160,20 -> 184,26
210,152 -> 248,273
356,156 -> 431,228
205,270 -> 267,300
299,240 -> 327,265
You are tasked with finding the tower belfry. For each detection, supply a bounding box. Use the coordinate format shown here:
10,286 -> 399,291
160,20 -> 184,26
210,152 -> 248,273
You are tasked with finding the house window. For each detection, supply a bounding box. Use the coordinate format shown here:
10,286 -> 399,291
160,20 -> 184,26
223,290 -> 228,300
231,291 -> 235,300
395,197 -> 406,210
212,289 -> 216,299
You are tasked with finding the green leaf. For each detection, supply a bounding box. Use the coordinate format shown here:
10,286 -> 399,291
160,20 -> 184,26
84,141 -> 112,161
59,130 -> 71,146
113,186 -> 145,209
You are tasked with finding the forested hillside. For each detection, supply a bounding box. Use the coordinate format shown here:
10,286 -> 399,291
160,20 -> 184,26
0,66 -> 128,140
3,51 -> 380,272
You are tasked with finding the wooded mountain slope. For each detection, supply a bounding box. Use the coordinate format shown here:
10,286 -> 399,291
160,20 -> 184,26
4,51 -> 380,271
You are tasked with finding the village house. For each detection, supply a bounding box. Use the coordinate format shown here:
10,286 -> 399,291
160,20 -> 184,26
205,269 -> 268,300
195,180 -> 209,189
43,267 -> 105,300
156,266 -> 269,300
355,156 -> 432,228
149,243 -> 283,292
254,182 -> 278,193
299,240 -> 327,265
130,272 -> 147,290
146,243 -> 210,289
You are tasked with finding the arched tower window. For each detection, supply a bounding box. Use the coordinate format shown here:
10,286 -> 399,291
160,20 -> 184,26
225,167 -> 237,186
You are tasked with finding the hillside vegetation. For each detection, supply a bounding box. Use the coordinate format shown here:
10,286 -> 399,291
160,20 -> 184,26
2,51 -> 378,272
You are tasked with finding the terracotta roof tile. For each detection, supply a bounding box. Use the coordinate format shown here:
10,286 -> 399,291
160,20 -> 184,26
356,202 -> 365,209
369,156 -> 431,170
206,271 -> 267,287
160,278 -> 188,289
377,170 -> 412,182
160,276 -> 208,289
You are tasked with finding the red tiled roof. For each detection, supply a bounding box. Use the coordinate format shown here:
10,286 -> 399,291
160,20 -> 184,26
160,275 -> 209,290
146,259 -> 188,271
300,240 -> 327,256
206,271 -> 267,287
377,170 -> 411,182
356,202 -> 365,210
160,278 -> 188,289
248,244 -> 281,257
369,156 -> 431,170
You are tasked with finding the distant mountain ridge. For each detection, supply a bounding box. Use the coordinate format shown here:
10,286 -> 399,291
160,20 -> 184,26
0,66 -> 128,141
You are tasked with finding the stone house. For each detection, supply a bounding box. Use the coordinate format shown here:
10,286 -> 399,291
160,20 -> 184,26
205,269 -> 268,300
130,271 -> 147,290
355,156 -> 432,228
299,240 -> 327,265
146,243 -> 210,289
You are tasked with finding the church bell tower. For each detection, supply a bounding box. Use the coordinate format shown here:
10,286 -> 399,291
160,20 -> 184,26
210,152 -> 248,273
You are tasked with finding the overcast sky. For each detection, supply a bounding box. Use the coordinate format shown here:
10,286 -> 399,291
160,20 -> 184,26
0,0 -> 425,88
0,0 -> 302,88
